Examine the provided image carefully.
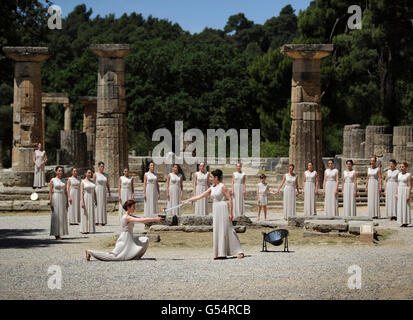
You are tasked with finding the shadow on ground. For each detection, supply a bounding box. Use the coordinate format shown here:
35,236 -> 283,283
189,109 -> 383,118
0,228 -> 82,249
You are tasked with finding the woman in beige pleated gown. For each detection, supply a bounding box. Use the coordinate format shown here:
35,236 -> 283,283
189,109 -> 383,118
49,166 -> 68,240
232,163 -> 246,218
323,159 -> 339,216
67,167 -> 81,225
93,161 -> 111,226
193,162 -> 210,215
166,164 -> 183,216
183,169 -> 244,260
118,167 -> 134,221
365,157 -> 382,218
342,160 -> 357,217
33,143 -> 48,188
275,164 -> 300,220
384,159 -> 399,220
302,161 -> 318,216
144,161 -> 160,217
80,169 -> 97,234
396,162 -> 411,227
86,200 -> 163,261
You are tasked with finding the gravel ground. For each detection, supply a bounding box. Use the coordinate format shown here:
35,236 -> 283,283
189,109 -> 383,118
0,209 -> 412,300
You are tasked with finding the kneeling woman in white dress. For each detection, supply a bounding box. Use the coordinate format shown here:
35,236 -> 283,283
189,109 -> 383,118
86,200 -> 163,261
396,162 -> 411,228
183,169 -> 244,260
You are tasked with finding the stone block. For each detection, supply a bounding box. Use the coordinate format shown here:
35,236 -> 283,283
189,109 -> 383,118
304,219 -> 348,233
148,225 -> 186,232
134,234 -> 160,242
288,216 -> 306,227
180,215 -> 212,226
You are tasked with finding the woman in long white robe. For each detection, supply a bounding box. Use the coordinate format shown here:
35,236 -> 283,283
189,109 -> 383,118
342,160 -> 357,217
67,168 -> 81,225
302,161 -> 318,216
274,164 -> 300,220
396,162 -> 411,227
365,157 -> 383,218
232,163 -> 246,218
183,169 -> 244,260
166,164 -> 183,216
49,166 -> 68,239
118,167 -> 134,221
80,169 -> 97,234
193,162 -> 210,215
384,160 -> 399,220
323,159 -> 339,217
93,161 -> 111,226
33,143 -> 48,188
86,200 -> 163,261
143,162 -> 160,217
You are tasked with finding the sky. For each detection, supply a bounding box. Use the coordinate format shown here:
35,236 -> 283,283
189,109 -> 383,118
45,0 -> 313,33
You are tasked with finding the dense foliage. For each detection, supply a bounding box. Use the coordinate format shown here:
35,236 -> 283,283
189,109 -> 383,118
0,1 -> 412,166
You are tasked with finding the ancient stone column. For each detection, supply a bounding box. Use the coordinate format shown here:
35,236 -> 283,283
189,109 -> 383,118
41,103 -> 46,146
393,126 -> 413,163
2,47 -> 49,172
406,142 -> 413,174
343,125 -> 355,158
58,130 -> 88,168
365,126 -> 387,158
64,103 -> 72,131
351,128 -> 365,158
374,133 -> 393,157
281,44 -> 333,183
0,141 -> 3,169
79,96 -> 97,168
91,44 -> 130,187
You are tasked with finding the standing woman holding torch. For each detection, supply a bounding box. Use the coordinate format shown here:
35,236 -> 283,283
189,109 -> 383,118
183,169 -> 244,259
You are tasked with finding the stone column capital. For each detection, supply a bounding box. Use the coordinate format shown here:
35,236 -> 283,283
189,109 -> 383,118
90,44 -> 130,58
3,47 -> 50,62
280,44 -> 333,60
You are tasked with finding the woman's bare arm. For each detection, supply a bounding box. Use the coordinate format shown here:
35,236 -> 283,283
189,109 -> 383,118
49,179 -> 54,210
184,187 -> 212,203
125,215 -> 162,224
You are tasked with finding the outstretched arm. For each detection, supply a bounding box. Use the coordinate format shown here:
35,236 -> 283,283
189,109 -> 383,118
126,215 -> 163,224
183,187 -> 212,203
